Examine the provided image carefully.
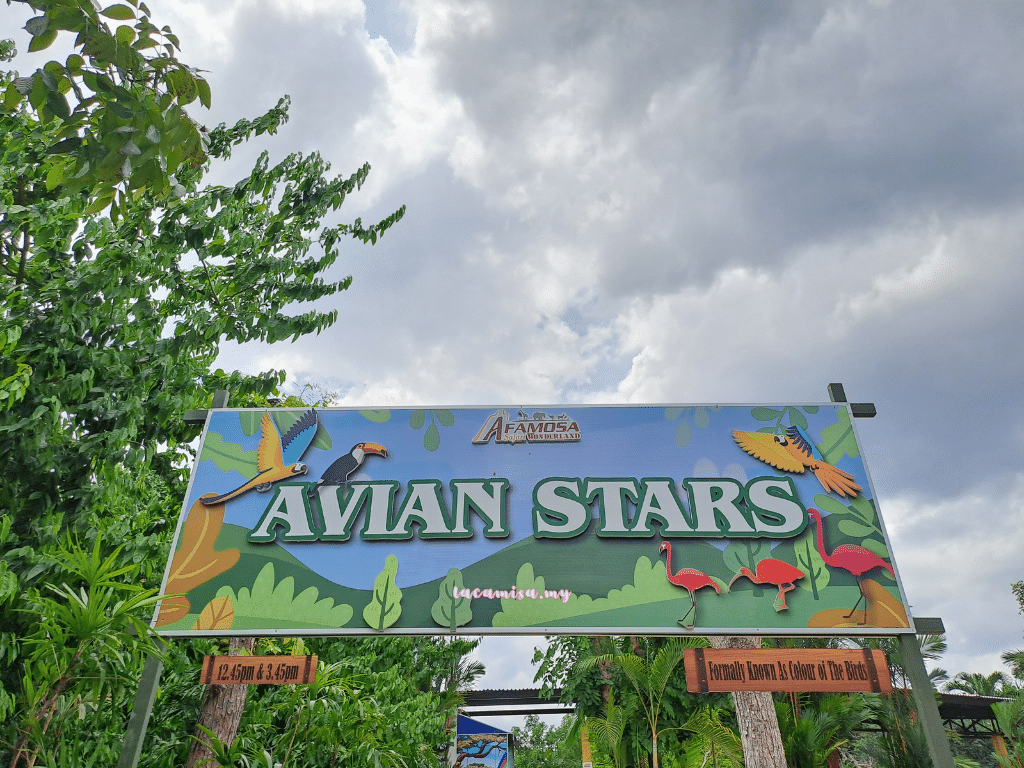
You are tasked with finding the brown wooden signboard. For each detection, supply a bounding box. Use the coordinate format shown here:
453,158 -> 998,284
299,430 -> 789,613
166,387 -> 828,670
200,655 -> 317,685
684,648 -> 891,693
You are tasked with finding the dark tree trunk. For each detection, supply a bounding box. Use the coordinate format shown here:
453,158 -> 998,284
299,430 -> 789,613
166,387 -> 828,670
186,637 -> 255,768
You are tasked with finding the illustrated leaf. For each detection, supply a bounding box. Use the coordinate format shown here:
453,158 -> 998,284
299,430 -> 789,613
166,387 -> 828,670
813,494 -> 851,517
239,411 -> 262,436
723,540 -> 771,575
217,563 -> 353,628
155,596 -> 189,626
803,406 -> 819,414
807,580 -> 907,628
424,422 -> 440,452
693,406 -> 710,429
674,419 -> 691,447
751,407 -> 783,421
794,531 -> 830,597
785,407 -> 808,430
837,519 -> 875,539
818,408 -> 859,464
363,554 -> 402,630
194,595 -> 234,631
431,568 -> 472,631
310,427 -> 332,451
860,538 -> 890,560
199,432 -> 257,478
664,407 -> 685,420
157,497 -> 240,626
433,409 -> 455,427
409,409 -> 425,429
360,409 -> 391,423
848,495 -> 877,525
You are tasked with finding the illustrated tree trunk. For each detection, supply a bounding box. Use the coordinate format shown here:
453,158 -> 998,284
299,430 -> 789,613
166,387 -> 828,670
185,637 -> 255,768
709,636 -> 786,768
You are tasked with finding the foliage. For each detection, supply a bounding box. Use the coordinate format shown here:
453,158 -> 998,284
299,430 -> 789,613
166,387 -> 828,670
774,693 -> 866,768
6,536 -> 165,767
511,715 -> 582,768
674,707 -> 744,768
945,672 -> 1016,698
991,694 -> 1024,768
578,638 -> 710,768
5,0 -> 214,212
0,0 -> 403,756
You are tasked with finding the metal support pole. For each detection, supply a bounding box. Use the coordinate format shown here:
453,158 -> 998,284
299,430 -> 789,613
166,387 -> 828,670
899,633 -> 955,768
116,641 -> 165,768
117,389 -> 229,768
828,382 -> 952,767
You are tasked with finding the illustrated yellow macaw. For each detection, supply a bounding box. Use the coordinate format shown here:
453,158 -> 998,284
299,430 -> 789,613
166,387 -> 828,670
201,410 -> 320,505
732,425 -> 862,497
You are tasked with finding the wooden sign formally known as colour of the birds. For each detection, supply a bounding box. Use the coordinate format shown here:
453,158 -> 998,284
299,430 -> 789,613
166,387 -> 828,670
731,425 -> 863,497
201,410 -> 320,506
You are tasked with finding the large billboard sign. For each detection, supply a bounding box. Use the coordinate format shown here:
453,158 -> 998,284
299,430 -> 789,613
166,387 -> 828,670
154,404 -> 913,636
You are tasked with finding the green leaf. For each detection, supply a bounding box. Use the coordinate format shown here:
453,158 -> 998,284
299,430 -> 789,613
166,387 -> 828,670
785,406 -> 808,430
239,411 -> 262,436
45,160 -> 67,191
359,409 -> 391,423
199,433 -> 257,478
433,409 -> 455,427
409,409 -> 425,429
664,407 -> 685,420
818,408 -> 859,464
363,555 -> 402,630
837,519 -> 875,539
196,77 -> 211,108
674,418 -> 691,447
424,423 -> 440,452
859,538 -> 890,559
431,568 -> 472,631
751,407 -> 783,421
27,28 -> 59,53
813,494 -> 852,517
24,16 -> 49,36
100,4 -> 136,20
693,406 -> 710,429
218,563 -> 353,628
45,90 -> 71,120
115,24 -> 136,45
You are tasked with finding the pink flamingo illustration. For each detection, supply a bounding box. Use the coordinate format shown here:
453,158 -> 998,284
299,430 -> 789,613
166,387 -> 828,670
728,559 -> 805,611
659,542 -> 721,629
807,507 -> 895,625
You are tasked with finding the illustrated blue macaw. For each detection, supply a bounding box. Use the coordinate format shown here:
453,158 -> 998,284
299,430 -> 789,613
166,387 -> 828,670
201,409 -> 319,505
732,424 -> 862,497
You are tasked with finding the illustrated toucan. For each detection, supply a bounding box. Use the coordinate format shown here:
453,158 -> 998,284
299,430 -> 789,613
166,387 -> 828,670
202,410 -> 319,505
306,442 -> 389,497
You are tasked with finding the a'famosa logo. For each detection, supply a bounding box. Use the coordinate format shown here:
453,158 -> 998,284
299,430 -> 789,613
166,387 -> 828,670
472,409 -> 582,445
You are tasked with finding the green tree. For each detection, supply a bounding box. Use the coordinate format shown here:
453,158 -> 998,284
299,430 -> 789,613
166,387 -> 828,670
0,4 -> 403,757
4,0 -> 213,211
512,715 -> 582,768
945,672 -> 1015,698
579,638 -> 707,768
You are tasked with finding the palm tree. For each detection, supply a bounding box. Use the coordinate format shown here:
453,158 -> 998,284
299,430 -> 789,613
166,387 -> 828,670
573,690 -> 634,768
1002,650 -> 1024,684
578,637 -> 705,768
944,671 -> 1012,697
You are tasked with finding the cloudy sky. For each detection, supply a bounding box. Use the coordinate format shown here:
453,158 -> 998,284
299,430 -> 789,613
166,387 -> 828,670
6,0 -> 1024,726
